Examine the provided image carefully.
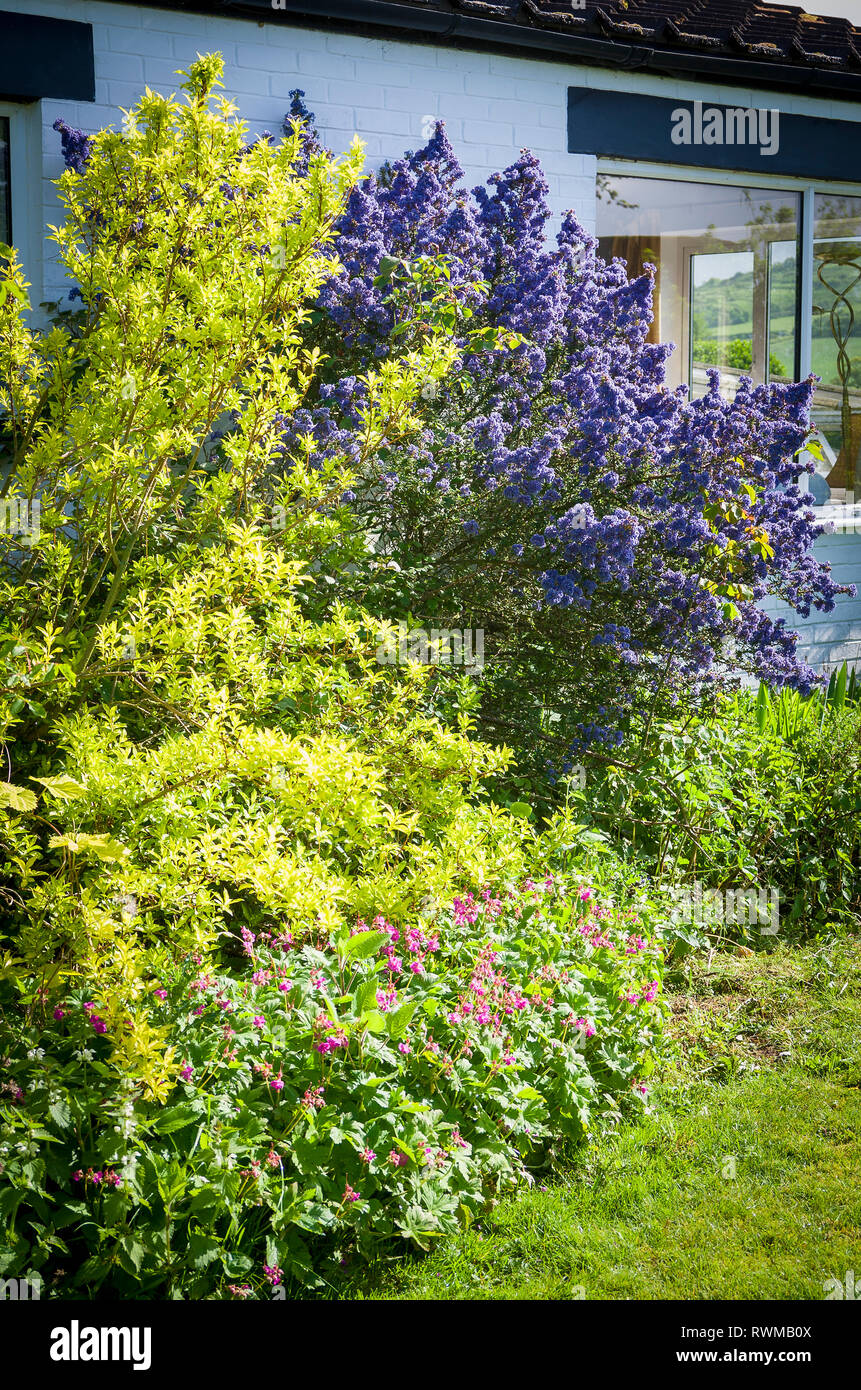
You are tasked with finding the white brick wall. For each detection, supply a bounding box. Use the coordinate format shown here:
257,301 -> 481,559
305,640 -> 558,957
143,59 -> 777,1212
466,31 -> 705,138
8,0 -> 861,305
2,0 -> 600,304
4,0 -> 861,664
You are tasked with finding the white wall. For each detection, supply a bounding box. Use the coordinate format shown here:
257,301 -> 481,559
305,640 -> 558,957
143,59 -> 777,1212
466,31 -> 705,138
8,1 -> 861,305
5,0 -> 861,669
3,0 -> 598,305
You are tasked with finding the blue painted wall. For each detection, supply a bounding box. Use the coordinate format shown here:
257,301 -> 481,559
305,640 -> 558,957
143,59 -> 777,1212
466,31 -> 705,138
761,533 -> 861,673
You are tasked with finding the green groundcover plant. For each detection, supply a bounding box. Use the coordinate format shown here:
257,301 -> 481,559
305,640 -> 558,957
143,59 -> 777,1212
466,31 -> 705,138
578,680 -> 861,934
0,876 -> 664,1296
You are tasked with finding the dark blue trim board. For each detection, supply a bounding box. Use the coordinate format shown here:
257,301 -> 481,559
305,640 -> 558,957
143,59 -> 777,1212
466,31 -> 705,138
0,10 -> 95,103
568,88 -> 861,181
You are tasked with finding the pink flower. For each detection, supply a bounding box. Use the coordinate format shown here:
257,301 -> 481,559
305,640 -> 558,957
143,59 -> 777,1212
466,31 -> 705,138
574,1017 -> 596,1038
360,1148 -> 376,1164
91,1171 -> 103,1185
252,1015 -> 266,1030
270,1075 -> 284,1092
397,1041 -> 410,1054
388,1150 -> 409,1168
277,980 -> 292,993
579,887 -> 593,901
180,1062 -> 193,1081
83,1002 -> 97,1014
71,1169 -> 83,1182
153,989 -> 168,1001
263,1263 -> 283,1287
310,971 -> 326,991
53,1006 -> 66,1021
376,988 -> 396,1013
451,1127 -> 468,1149
228,1284 -> 252,1299
266,1149 -> 281,1168
90,1015 -> 107,1034
342,1183 -> 360,1204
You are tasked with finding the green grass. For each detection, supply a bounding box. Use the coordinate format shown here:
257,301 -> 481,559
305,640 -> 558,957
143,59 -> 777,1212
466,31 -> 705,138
345,932 -> 861,1300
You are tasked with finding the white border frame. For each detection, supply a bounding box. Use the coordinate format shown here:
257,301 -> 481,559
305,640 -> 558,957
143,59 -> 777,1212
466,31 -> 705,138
0,100 -> 44,312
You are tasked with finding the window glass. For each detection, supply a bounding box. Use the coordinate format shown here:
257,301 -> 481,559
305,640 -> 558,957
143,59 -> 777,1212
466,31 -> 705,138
0,117 -> 10,246
596,175 -> 800,399
810,193 -> 861,506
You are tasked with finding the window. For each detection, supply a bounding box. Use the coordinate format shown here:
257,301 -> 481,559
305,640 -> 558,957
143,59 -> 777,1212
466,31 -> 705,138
810,193 -> 861,507
0,116 -> 10,246
0,103 -> 42,302
596,175 -> 801,399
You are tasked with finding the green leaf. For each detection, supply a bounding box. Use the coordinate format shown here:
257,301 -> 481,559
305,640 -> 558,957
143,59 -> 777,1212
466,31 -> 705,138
154,1104 -> 201,1134
117,1235 -> 145,1276
341,929 -> 387,961
48,1097 -> 72,1130
31,774 -> 87,801
188,1232 -> 222,1270
47,832 -> 128,862
354,980 -> 379,1015
387,1000 -> 418,1039
515,1086 -> 543,1101
0,782 -> 37,813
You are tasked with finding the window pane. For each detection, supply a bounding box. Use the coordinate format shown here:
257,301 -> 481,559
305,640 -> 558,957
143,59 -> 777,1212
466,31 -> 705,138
596,176 -> 801,399
0,117 -> 10,246
810,193 -> 861,506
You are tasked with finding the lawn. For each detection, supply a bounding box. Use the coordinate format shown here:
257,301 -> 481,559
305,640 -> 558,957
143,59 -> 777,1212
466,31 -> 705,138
348,932 -> 861,1300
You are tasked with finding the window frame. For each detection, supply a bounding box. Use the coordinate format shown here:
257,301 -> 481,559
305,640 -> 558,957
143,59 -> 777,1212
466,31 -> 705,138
0,100 -> 45,313
596,161 -> 861,507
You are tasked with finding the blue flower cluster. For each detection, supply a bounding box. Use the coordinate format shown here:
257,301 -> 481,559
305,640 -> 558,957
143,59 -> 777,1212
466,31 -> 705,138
279,98 -> 849,713
52,119 -> 92,176
50,96 -> 853,738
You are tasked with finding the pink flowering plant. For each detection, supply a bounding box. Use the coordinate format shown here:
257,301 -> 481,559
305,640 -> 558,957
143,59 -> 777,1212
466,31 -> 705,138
0,873 -> 663,1296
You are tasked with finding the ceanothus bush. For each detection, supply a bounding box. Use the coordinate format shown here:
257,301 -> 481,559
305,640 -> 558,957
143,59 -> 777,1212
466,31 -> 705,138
279,98 -> 852,783
55,94 -> 853,787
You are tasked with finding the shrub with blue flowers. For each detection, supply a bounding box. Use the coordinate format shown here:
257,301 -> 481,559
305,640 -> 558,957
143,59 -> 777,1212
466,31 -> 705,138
273,97 -> 852,787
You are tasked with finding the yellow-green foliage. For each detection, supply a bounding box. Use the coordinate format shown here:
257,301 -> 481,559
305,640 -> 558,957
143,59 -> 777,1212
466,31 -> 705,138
0,55 -> 528,1094
7,532 -> 539,1093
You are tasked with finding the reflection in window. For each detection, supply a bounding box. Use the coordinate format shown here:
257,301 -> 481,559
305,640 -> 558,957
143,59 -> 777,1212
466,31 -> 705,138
810,194 -> 861,506
0,118 -> 10,247
596,176 -> 800,399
